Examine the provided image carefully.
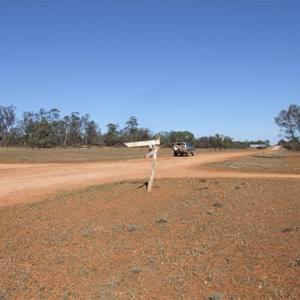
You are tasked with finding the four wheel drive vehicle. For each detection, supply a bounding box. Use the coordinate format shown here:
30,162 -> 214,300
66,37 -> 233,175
173,142 -> 195,156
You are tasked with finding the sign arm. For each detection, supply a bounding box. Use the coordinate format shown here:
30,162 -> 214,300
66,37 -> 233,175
124,136 -> 160,193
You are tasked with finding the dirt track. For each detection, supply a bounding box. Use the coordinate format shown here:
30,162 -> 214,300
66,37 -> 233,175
1,149 -> 299,207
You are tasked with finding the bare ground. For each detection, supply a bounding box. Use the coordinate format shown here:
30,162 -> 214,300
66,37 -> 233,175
0,148 -> 299,207
0,147 -> 299,299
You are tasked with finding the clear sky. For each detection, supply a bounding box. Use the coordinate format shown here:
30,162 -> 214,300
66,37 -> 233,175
1,0 -> 299,144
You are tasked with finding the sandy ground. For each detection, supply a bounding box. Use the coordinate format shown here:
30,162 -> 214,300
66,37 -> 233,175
1,147 -> 299,299
1,148 -> 299,207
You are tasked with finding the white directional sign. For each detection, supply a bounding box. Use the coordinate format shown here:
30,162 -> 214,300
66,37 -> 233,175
124,139 -> 160,148
123,137 -> 160,192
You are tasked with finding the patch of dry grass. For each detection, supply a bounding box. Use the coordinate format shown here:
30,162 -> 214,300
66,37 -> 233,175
207,149 -> 300,174
0,146 -> 173,163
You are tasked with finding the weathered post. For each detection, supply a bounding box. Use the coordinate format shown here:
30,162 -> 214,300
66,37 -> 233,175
146,144 -> 159,192
124,136 -> 160,192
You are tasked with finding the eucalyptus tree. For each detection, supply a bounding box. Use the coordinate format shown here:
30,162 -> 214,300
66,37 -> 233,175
223,136 -> 233,149
85,120 -> 101,146
123,116 -> 139,142
104,123 -> 119,146
169,131 -> 195,144
61,115 -> 71,146
65,112 -> 90,146
18,111 -> 35,147
0,105 -> 16,147
275,104 -> 300,148
212,134 -> 224,151
34,108 -> 61,147
135,127 -> 153,141
17,108 -> 61,148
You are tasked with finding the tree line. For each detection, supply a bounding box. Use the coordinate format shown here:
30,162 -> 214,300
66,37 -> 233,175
0,104 -> 299,150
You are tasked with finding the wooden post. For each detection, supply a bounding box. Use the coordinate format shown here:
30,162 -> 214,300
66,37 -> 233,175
124,136 -> 160,193
147,145 -> 159,193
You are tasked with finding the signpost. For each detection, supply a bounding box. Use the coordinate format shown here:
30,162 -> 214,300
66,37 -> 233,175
124,136 -> 160,192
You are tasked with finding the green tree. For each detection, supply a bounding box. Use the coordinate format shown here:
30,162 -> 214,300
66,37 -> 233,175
223,136 -> 233,149
69,112 -> 83,146
169,131 -> 195,144
17,109 -> 60,148
198,136 -> 213,148
124,116 -> 139,142
85,120 -> 101,146
0,105 -> 16,147
275,104 -> 300,149
159,131 -> 172,147
34,109 -> 61,148
104,123 -> 119,146
212,134 -> 224,151
18,111 -> 35,147
47,108 -> 61,145
135,127 -> 152,141
61,115 -> 71,146
66,112 -> 89,146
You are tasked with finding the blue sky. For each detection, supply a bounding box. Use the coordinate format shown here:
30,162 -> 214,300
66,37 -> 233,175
1,0 -> 299,144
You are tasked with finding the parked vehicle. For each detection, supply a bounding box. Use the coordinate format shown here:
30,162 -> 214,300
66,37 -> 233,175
173,142 -> 195,156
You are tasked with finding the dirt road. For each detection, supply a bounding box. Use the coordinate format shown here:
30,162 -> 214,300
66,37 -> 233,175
1,149 -> 299,207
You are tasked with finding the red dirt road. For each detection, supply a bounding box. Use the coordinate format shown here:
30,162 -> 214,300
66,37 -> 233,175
1,149 -> 299,207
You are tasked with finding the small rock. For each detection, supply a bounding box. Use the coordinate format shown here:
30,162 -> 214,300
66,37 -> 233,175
155,218 -> 167,224
132,267 -> 141,274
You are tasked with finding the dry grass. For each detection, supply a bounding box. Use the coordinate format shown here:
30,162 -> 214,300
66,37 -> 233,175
206,149 -> 300,174
0,146 -> 173,163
